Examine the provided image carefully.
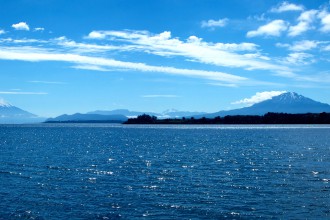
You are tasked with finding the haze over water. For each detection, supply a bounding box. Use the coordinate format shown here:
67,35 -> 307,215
0,124 -> 329,219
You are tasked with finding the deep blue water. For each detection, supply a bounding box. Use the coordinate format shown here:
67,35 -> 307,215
0,124 -> 330,219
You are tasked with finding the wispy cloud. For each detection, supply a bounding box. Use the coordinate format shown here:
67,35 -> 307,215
288,10 -> 318,36
71,65 -> 111,72
270,2 -> 304,13
288,22 -> 310,37
209,42 -> 259,51
282,52 -> 315,65
207,82 -> 238,88
0,30 -> 5,35
201,18 -> 229,29
142,95 -> 180,98
34,27 -> 45,32
247,20 -> 288,37
231,91 -> 287,106
54,36 -> 126,53
86,30 -> 289,74
0,38 -> 48,44
0,46 -> 247,83
291,40 -> 319,51
28,80 -> 66,84
3,27 -> 326,86
12,22 -> 30,31
0,91 -> 47,95
323,44 -> 330,51
276,40 -> 320,51
318,10 -> 330,32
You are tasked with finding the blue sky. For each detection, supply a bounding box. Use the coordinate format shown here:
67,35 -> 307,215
1,0 -> 330,117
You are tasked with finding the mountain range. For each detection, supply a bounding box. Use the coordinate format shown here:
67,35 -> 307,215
45,109 -> 207,123
2,92 -> 330,123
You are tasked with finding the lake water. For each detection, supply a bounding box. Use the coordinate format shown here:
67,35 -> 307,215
0,124 -> 330,219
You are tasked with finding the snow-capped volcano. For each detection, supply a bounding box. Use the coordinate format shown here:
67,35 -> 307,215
258,92 -> 330,112
197,92 -> 330,118
271,92 -> 313,104
0,99 -> 44,123
0,99 -> 13,107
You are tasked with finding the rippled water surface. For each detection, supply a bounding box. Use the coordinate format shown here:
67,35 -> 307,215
0,124 -> 330,219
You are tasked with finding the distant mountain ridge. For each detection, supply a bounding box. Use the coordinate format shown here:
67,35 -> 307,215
87,109 -> 207,118
196,92 -> 330,118
45,113 -> 128,123
87,109 -> 160,118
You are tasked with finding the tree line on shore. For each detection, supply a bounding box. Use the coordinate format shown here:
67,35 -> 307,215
124,112 -> 330,124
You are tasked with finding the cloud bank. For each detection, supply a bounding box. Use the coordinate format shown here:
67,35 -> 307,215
232,91 -> 287,106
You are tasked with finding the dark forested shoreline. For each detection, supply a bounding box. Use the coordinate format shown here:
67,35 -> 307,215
124,112 -> 330,124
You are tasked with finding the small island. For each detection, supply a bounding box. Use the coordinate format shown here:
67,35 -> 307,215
124,112 -> 330,124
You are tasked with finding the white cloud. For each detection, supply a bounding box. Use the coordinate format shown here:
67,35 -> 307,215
291,40 -> 319,51
247,20 -> 288,37
284,52 -> 315,65
72,65 -> 111,72
201,18 -> 228,29
12,22 -> 30,31
34,27 -> 45,31
142,95 -> 180,98
0,30 -> 5,35
248,13 -> 266,21
270,2 -> 304,13
299,9 -> 318,22
318,10 -> 330,32
231,91 -> 287,106
288,21 -> 310,36
207,82 -> 238,88
54,37 -> 128,53
213,42 -> 259,51
86,31 -> 107,39
86,30 -> 289,73
243,53 -> 270,60
277,40 -> 320,51
275,42 -> 289,48
0,46 -> 247,83
288,10 -> 318,36
0,38 -> 48,44
323,44 -> 330,51
78,31 -> 259,52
